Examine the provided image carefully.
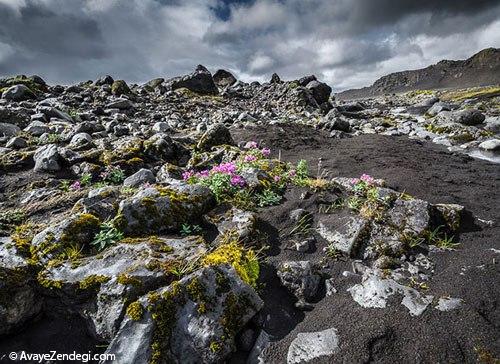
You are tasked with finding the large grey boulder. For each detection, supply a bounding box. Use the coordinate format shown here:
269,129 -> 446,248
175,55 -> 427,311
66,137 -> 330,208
387,198 -> 434,236
115,184 -> 215,236
306,80 -> 332,105
171,65 -> 218,95
33,144 -> 62,172
323,109 -> 350,132
106,98 -> 134,110
74,187 -> 122,221
37,106 -> 73,122
2,84 -> 35,101
24,120 -> 50,136
213,69 -> 237,88
41,236 -> 206,340
437,109 -> 485,126
0,238 -> 42,335
103,265 -> 263,364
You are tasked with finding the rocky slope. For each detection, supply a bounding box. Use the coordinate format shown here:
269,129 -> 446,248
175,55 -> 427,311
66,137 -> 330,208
337,48 -> 500,99
0,66 -> 499,363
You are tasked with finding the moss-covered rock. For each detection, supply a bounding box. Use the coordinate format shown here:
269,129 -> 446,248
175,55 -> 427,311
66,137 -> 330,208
111,80 -> 131,96
31,213 -> 100,264
115,184 -> 215,236
104,265 -> 263,364
0,237 -> 42,335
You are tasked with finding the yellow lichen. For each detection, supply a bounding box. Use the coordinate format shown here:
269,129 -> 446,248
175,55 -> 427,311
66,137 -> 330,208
202,231 -> 259,288
126,300 -> 144,321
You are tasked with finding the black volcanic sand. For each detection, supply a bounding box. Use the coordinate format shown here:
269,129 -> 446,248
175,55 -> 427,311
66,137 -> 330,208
231,124 -> 500,363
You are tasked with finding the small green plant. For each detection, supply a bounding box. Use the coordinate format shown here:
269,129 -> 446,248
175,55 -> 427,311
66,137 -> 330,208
434,234 -> 459,250
347,196 -> 362,211
80,172 -> 92,186
100,166 -> 125,184
256,189 -> 282,207
59,180 -> 71,192
0,209 -> 25,225
289,215 -> 312,237
318,198 -> 344,213
180,223 -> 203,236
91,220 -> 124,251
294,159 -> 309,185
325,244 -> 340,259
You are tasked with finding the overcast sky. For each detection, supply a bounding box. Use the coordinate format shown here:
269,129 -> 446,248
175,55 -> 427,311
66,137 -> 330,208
0,0 -> 499,91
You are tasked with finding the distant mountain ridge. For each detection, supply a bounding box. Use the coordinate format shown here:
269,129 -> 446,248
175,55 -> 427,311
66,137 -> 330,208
337,48 -> 500,99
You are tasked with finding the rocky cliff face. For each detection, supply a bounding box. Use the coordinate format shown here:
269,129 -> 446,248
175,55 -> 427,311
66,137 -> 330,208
337,48 -> 500,99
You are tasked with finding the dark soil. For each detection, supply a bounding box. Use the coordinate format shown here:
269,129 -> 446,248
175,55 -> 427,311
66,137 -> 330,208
231,123 -> 500,363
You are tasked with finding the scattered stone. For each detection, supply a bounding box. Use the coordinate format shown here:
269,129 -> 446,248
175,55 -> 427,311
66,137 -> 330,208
171,65 -> 218,95
2,85 -> 35,101
277,261 -> 321,307
123,168 -> 156,187
33,144 -> 61,172
197,123 -> 234,150
317,214 -> 370,256
479,139 -> 500,151
287,328 -> 340,364
435,297 -> 463,311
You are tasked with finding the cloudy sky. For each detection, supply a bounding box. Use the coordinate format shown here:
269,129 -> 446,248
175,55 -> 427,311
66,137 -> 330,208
0,0 -> 499,91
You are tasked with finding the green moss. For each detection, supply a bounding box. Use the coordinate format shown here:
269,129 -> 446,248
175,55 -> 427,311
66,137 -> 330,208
11,223 -> 38,257
117,273 -> 143,287
450,132 -> 475,144
147,281 -> 185,364
209,341 -> 222,353
186,277 -> 210,314
126,300 -> 144,321
78,274 -> 110,290
60,213 -> 100,245
220,292 -> 254,339
37,271 -> 63,289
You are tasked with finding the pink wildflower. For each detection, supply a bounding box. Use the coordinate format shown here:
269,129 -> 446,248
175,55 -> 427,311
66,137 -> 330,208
288,169 -> 297,177
245,141 -> 258,149
244,155 -> 257,163
350,178 -> 360,185
212,162 -> 237,175
274,175 -> 281,182
230,174 -> 246,187
182,171 -> 194,180
360,174 -> 375,184
196,170 -> 209,178
261,148 -> 271,157
70,181 -> 81,191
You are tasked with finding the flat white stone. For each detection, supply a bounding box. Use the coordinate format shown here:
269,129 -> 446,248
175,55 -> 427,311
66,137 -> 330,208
287,328 -> 339,364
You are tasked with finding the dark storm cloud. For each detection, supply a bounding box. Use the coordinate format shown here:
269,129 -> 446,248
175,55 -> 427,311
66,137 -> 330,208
0,0 -> 498,90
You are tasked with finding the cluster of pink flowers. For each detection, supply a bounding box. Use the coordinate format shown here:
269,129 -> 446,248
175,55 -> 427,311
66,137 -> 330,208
212,162 -> 237,174
244,155 -> 257,163
183,161 -> 247,187
351,174 -> 376,185
70,181 -> 81,191
230,174 -> 246,187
